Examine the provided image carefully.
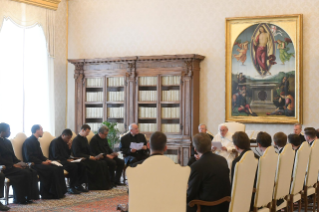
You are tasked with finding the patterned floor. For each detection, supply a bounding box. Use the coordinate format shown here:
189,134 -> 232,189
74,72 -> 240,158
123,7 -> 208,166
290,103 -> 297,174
6,186 -> 128,212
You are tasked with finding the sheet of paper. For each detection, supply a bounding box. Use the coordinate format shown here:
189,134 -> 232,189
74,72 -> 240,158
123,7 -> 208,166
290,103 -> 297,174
212,141 -> 223,150
130,142 -> 144,150
51,161 -> 63,167
71,158 -> 83,163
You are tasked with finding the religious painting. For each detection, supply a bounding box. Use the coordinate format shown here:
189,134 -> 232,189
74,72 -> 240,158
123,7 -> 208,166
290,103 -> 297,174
225,15 -> 302,124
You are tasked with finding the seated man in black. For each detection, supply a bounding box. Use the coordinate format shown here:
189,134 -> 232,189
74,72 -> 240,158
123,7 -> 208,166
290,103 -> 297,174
273,132 -> 287,153
22,125 -> 67,199
187,133 -> 231,212
0,123 -> 39,204
49,129 -> 89,194
119,123 -> 149,166
188,124 -> 214,166
90,125 -> 124,186
72,124 -> 112,190
131,131 -> 167,167
0,172 -> 9,211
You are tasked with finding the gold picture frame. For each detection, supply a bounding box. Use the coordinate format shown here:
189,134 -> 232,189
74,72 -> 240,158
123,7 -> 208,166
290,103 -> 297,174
225,14 -> 302,124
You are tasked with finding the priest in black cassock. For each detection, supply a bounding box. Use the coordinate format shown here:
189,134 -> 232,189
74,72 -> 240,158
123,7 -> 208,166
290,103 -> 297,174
119,123 -> 149,166
90,125 -> 125,186
22,125 -> 67,199
71,124 -> 112,190
0,123 -> 39,204
49,129 -> 89,194
0,172 -> 10,211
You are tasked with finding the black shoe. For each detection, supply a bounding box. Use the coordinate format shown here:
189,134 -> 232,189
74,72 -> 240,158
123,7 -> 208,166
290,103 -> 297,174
68,187 -> 81,194
13,199 -> 28,204
0,203 -> 9,211
26,200 -> 34,204
75,186 -> 89,192
115,182 -> 126,186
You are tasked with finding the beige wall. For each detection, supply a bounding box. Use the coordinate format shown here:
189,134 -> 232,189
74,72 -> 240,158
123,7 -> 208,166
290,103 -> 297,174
68,0 -> 319,136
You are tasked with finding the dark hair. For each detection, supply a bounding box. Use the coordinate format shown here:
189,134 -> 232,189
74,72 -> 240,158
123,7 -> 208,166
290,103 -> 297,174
193,133 -> 211,154
232,131 -> 250,150
256,132 -> 272,148
31,125 -> 41,134
304,127 -> 316,139
0,123 -> 9,133
62,129 -> 73,136
288,134 -> 301,147
150,131 -> 167,151
81,124 -> 91,131
273,132 -> 287,147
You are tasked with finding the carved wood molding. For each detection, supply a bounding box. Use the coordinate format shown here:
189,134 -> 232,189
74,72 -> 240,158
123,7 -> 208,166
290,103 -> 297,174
10,0 -> 62,10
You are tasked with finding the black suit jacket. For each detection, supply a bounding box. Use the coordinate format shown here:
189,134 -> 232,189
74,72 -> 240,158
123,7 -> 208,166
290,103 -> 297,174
119,133 -> 148,157
187,152 -> 231,212
90,134 -> 113,156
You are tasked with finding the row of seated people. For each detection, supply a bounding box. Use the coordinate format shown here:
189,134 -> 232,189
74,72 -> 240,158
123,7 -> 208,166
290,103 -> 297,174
117,126 -> 318,212
0,123 -> 125,211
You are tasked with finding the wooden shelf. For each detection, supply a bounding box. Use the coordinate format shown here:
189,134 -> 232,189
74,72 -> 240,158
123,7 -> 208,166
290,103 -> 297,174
138,101 -> 157,104
86,86 -> 103,89
85,102 -> 103,105
160,101 -> 180,104
138,118 -> 157,120
161,118 -> 180,120
106,101 -> 125,104
139,85 -> 157,87
107,86 -> 124,88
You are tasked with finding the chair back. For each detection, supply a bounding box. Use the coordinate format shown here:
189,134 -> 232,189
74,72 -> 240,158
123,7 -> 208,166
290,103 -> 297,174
219,122 -> 245,133
10,133 -> 27,161
127,156 -> 190,212
87,130 -> 95,143
290,142 -> 311,195
273,143 -> 295,201
38,131 -> 56,158
254,146 -> 278,208
229,150 -> 258,212
305,139 -> 319,187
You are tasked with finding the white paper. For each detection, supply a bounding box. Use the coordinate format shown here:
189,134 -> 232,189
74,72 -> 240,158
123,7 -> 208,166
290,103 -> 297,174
71,158 -> 83,163
212,142 -> 223,150
130,142 -> 144,150
51,161 -> 63,167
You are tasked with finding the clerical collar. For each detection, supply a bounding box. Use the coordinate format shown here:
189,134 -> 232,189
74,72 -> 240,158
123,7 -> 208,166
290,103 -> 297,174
309,140 -> 315,146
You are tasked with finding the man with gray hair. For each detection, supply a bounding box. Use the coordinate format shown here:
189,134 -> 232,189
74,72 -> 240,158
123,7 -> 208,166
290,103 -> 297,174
90,125 -> 125,186
187,133 -> 231,212
119,123 -> 149,166
293,123 -> 306,143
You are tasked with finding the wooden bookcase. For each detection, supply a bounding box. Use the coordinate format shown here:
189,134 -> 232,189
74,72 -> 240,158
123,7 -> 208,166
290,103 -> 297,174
68,54 -> 205,165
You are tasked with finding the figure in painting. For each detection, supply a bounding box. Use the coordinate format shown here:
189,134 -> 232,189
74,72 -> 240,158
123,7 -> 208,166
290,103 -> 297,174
275,38 -> 294,65
251,25 -> 276,76
278,76 -> 289,95
266,92 -> 294,116
233,40 -> 250,65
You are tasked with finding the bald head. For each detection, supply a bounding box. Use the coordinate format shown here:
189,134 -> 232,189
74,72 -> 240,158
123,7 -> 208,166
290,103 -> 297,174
198,124 -> 207,133
129,123 -> 139,136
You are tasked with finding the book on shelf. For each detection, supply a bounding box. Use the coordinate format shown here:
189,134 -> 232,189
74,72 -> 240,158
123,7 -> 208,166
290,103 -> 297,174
138,123 -> 157,132
86,108 -> 103,118
86,92 -> 103,102
162,124 -> 180,133
138,91 -> 157,101
87,123 -> 102,133
108,107 -> 124,118
139,77 -> 157,86
165,154 -> 178,163
108,91 -> 124,101
108,77 -> 124,87
87,78 -> 103,87
162,76 -> 181,85
139,107 -> 157,118
161,107 -> 180,118
162,90 -> 180,101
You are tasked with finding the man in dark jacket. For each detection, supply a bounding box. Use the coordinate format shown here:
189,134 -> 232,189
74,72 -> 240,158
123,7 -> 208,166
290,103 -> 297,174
187,133 -> 231,212
119,123 -> 149,166
90,126 -> 124,186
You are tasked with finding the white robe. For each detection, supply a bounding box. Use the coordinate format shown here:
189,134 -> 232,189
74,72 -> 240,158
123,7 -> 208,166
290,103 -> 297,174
212,132 -> 236,168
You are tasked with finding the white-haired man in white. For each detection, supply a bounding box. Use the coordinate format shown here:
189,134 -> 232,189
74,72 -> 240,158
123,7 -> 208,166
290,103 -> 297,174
212,124 -> 237,168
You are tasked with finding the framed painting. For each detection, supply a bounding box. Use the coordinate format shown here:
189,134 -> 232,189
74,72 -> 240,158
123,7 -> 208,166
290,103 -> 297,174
225,14 -> 302,124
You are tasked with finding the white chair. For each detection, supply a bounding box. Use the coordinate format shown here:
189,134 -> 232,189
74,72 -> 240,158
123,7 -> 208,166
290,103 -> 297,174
228,150 -> 258,212
253,146 -> 278,212
126,156 -> 190,212
288,142 -> 311,212
220,122 -> 245,133
302,139 -> 319,212
271,143 -> 295,212
38,131 -> 56,158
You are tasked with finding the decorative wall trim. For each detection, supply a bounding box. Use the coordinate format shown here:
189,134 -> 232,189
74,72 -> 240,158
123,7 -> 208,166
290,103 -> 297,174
10,0 -> 62,10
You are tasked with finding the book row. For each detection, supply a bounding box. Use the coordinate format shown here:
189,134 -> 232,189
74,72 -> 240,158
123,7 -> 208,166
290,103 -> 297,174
162,90 -> 180,101
108,77 -> 125,87
108,91 -> 125,102
86,108 -> 103,118
87,78 -> 103,87
107,107 -> 124,118
139,77 -> 157,86
162,76 -> 181,85
86,92 -> 103,102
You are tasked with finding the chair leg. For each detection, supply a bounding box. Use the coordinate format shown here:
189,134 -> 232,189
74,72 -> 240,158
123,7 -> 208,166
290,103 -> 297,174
312,193 -> 316,212
288,195 -> 293,212
304,189 -> 308,212
4,182 -> 9,205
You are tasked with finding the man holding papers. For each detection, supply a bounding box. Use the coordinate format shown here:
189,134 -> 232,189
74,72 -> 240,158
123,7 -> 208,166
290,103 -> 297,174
90,126 -> 124,186
212,124 -> 237,168
119,123 -> 149,166
49,129 -> 88,194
